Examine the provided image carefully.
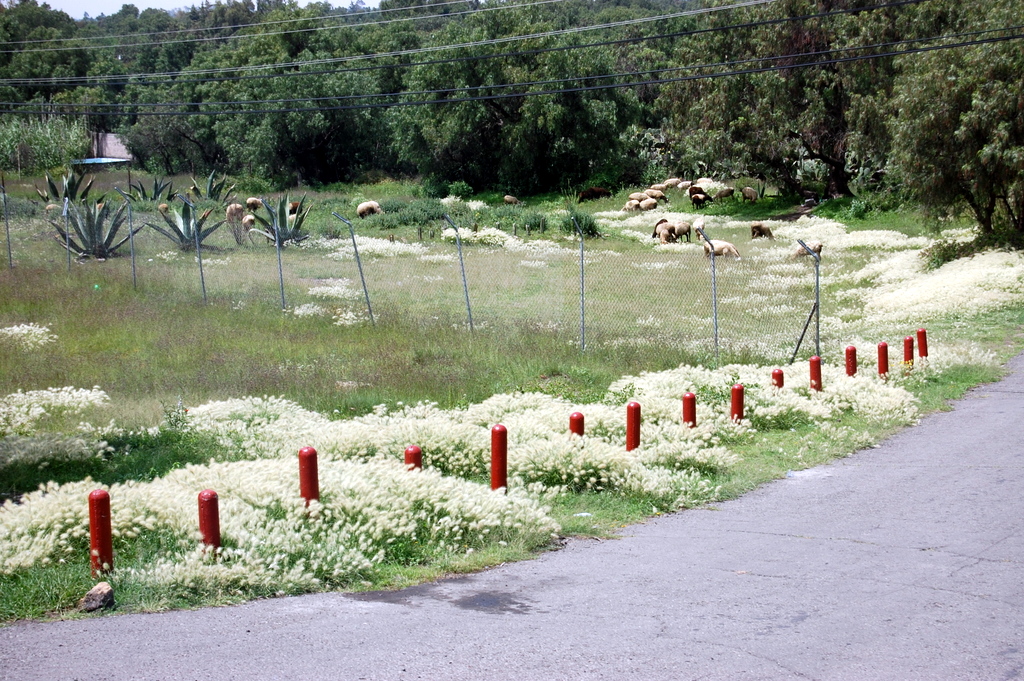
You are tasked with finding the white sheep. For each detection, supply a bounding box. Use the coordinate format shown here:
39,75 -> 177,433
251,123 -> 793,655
622,199 -> 641,212
225,203 -> 244,224
703,239 -> 741,259
504,195 -> 521,205
678,180 -> 692,191
649,183 -> 667,192
644,188 -> 667,201
246,197 -> 262,212
663,178 -> 682,188
242,214 -> 256,229
793,240 -> 823,258
628,191 -> 648,202
357,200 -> 382,218
639,197 -> 659,211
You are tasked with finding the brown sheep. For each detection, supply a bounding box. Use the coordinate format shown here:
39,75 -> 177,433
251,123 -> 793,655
649,183 -> 667,192
703,239 -> 741,259
504,195 -> 521,205
663,178 -> 682,188
639,198 -> 659,211
225,203 -> 244,223
688,185 -> 704,197
622,200 -> 641,212
691,193 -> 713,210
652,219 -> 677,244
794,240 -> 823,258
750,221 -> 774,239
644,188 -> 667,202
357,200 -> 382,218
578,187 -> 612,202
714,187 -> 735,201
742,186 -> 758,203
628,192 -> 648,202
671,220 -> 692,242
242,214 -> 256,229
158,203 -> 169,214
246,197 -> 262,212
288,201 -> 301,215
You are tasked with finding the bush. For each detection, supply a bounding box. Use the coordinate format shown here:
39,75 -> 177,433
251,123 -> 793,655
920,237 -> 985,270
448,181 -> 473,199
560,207 -> 600,237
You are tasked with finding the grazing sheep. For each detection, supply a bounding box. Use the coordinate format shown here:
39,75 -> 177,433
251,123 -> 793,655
649,183 -> 667,192
357,200 -> 382,218
703,239 -> 741,259
226,203 -> 244,223
671,220 -> 692,242
44,203 -> 58,213
639,198 -> 659,211
578,187 -> 612,202
246,197 -> 262,212
678,180 -> 692,191
652,219 -> 676,244
629,192 -> 648,202
691,193 -> 713,210
644,188 -> 667,202
663,178 -> 682,188
750,221 -> 774,239
714,187 -> 735,201
793,240 -> 823,258
504,195 -> 521,205
696,177 -> 715,187
688,185 -> 704,197
288,201 -> 301,215
242,214 -> 256,229
158,203 -> 169,214
742,186 -> 758,203
622,199 -> 641,212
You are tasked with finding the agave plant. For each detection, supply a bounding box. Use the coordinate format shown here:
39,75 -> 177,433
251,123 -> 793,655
36,172 -> 94,203
147,201 -> 225,250
249,195 -> 311,246
188,171 -> 236,203
50,199 -> 142,259
130,176 -> 174,202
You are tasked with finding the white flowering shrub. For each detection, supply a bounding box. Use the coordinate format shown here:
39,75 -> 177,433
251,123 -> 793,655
0,323 -> 57,350
0,387 -> 109,437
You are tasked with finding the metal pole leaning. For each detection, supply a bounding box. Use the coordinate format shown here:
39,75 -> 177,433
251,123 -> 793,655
572,217 -> 586,352
797,239 -> 822,358
696,226 -> 718,366
114,188 -> 138,289
444,214 -> 474,332
332,212 -> 374,325
2,180 -> 12,269
177,194 -> 207,304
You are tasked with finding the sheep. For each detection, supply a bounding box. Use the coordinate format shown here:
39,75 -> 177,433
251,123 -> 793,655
714,187 -> 735,201
242,214 -> 256,229
503,195 -> 521,205
246,197 -> 262,212
742,186 -> 758,203
663,178 -> 682,188
628,192 -> 648,202
652,219 -> 677,244
671,220 -> 692,242
688,185 -> 704,197
794,240 -> 823,258
225,203 -> 245,224
703,239 -> 741,259
649,183 -> 667,192
357,200 -> 382,218
622,199 -> 641,212
678,180 -> 692,191
578,187 -> 612,202
158,203 -> 169,214
644,188 -> 667,202
44,203 -> 58,213
691,193 -> 713,210
288,201 -> 301,215
696,177 -> 715,187
639,198 -> 659,211
750,221 -> 774,239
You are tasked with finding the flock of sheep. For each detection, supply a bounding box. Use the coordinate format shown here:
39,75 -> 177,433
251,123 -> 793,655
615,177 -> 760,213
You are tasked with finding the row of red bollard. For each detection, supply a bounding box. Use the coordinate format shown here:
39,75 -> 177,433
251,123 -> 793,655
844,328 -> 929,379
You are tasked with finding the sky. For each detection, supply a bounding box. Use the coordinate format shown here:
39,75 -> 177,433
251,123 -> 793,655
47,0 -> 354,20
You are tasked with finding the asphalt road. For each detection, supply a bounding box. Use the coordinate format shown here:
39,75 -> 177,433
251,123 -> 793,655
3,355 -> 1023,680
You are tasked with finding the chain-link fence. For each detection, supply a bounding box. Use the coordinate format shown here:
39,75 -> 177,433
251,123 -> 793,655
0,191 -> 821,366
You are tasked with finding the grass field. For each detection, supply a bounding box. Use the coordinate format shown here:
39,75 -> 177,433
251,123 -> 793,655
1,173 -> 1021,622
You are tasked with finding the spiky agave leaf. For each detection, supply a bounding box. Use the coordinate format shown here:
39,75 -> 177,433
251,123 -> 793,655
147,202 -> 224,250
250,195 -> 310,246
50,199 -> 140,259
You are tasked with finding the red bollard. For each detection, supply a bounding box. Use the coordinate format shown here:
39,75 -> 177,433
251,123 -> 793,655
810,356 -> 822,391
298,446 -> 319,506
904,336 -> 915,368
626,402 -> 641,451
491,424 -> 507,492
845,346 -> 857,376
88,489 -> 113,577
569,412 -> 585,436
404,445 -> 422,470
730,384 -> 745,422
878,342 -> 889,378
771,369 -> 784,388
917,328 -> 929,358
198,489 -> 220,549
682,393 -> 697,428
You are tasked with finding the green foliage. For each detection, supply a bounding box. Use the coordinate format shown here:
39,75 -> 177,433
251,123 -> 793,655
447,180 -> 473,199
920,238 -> 988,271
249,195 -> 311,246
129,177 -> 174,202
0,119 -> 90,174
147,201 -> 225,250
36,172 -> 93,203
188,171 -> 236,203
50,199 -> 142,259
560,206 -> 600,238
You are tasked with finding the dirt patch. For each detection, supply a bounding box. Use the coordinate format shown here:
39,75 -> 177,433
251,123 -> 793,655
768,204 -> 817,222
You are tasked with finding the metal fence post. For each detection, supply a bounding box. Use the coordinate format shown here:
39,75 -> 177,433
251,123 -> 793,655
176,194 -> 207,304
63,197 -> 71,271
696,226 -> 718,366
1,181 -> 11,269
443,214 -> 473,332
572,217 -> 586,352
332,212 -> 374,325
259,199 -> 287,311
113,188 -> 137,289
790,239 -> 821,363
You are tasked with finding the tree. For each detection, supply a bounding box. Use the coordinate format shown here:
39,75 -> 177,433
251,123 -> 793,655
890,11 -> 1024,244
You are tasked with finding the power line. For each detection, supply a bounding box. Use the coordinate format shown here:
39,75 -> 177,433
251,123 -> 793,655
11,24 -> 1015,110
2,0 -> 927,88
4,30 -> 1018,116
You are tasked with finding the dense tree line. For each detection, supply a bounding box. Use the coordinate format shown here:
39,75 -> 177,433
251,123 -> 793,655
0,0 -> 1021,241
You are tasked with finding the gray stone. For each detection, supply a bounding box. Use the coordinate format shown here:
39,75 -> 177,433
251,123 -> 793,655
78,582 -> 114,612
